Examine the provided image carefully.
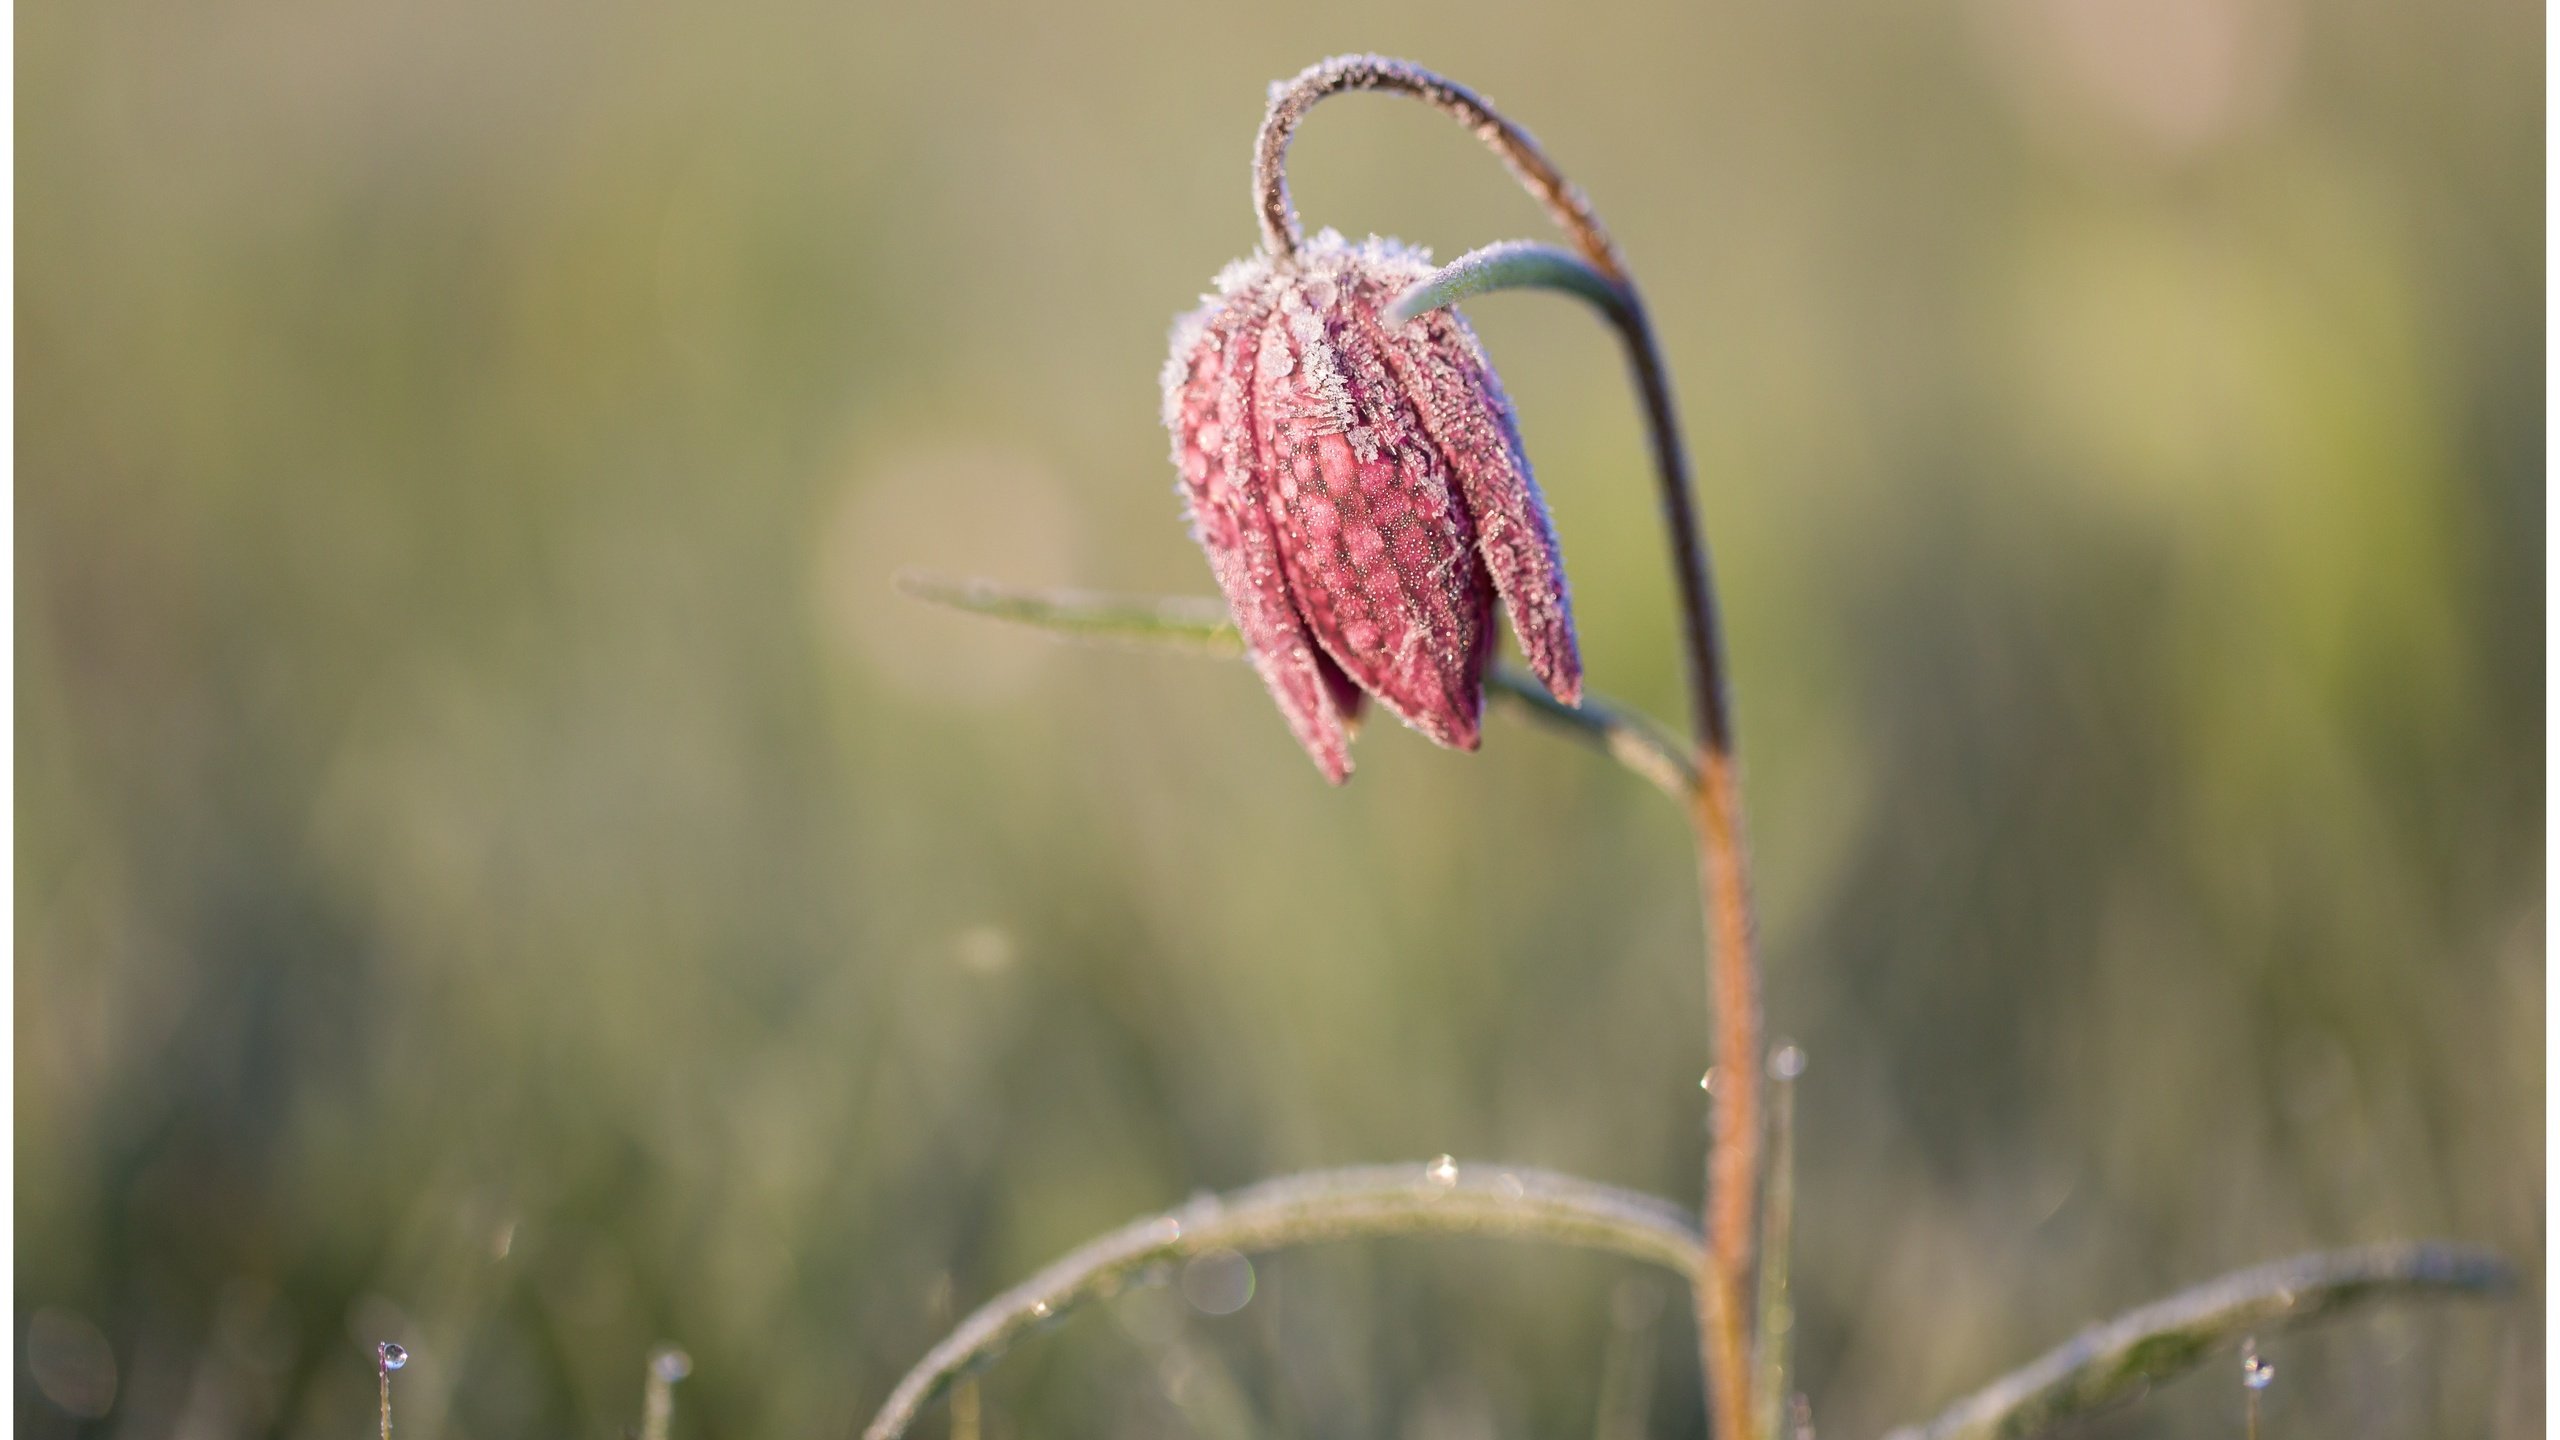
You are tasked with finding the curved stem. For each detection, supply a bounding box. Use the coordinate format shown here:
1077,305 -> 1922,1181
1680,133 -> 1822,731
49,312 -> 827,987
1876,1243 -> 2516,1440
1384,240 -> 1625,327
1262,57 -> 1764,1440
861,1163 -> 1706,1440
1255,56 -> 1624,273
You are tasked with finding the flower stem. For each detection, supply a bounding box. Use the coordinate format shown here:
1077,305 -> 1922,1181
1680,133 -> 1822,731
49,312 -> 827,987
1254,56 -> 1621,270
1260,55 -> 1764,1440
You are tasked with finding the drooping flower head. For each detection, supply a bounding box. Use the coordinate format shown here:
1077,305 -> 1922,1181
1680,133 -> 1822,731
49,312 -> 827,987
1163,229 -> 1580,782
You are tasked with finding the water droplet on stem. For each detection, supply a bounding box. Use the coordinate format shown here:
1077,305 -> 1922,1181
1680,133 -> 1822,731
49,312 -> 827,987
2242,1340 -> 2275,1390
1180,1249 -> 1256,1315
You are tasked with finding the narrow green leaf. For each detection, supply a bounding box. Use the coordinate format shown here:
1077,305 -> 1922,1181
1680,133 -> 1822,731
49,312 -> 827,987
896,571 -> 1242,655
1879,1243 -> 2515,1440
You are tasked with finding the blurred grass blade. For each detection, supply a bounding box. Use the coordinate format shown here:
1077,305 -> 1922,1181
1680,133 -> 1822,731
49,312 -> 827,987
897,572 -> 1697,797
897,571 -> 1244,655
1386,240 -> 1625,326
862,1163 -> 1704,1440
1593,1280 -> 1665,1440
1753,1047 -> 1803,1440
1878,1243 -> 2515,1440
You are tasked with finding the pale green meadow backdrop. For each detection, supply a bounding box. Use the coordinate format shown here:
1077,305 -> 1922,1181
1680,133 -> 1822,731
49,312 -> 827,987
16,1 -> 2543,1437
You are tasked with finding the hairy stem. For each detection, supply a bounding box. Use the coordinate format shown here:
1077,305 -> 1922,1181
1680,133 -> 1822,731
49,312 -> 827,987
1272,55 -> 1764,1435
861,1163 -> 1705,1440
1255,56 -> 1623,272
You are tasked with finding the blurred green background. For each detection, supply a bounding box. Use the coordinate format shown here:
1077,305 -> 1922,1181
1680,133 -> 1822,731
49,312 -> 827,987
16,0 -> 2543,1437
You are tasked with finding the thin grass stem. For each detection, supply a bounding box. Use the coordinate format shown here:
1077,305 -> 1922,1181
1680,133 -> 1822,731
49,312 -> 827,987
1753,1046 -> 1803,1440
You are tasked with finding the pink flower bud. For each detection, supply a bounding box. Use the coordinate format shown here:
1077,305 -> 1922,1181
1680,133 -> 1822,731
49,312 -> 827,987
1163,231 -> 1581,782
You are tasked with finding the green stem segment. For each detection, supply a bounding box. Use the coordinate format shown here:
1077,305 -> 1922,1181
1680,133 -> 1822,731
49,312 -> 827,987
1384,241 -> 1625,326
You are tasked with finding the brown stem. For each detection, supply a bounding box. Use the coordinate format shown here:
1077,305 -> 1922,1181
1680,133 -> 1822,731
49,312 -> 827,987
1259,56 -> 1764,1440
1255,55 -> 1622,276
1597,274 -> 1761,1440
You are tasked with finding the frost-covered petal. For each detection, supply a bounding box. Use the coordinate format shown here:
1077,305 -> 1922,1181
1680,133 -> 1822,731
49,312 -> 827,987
1387,303 -> 1582,706
1161,230 -> 1573,780
1256,287 -> 1490,750
1165,285 -> 1356,782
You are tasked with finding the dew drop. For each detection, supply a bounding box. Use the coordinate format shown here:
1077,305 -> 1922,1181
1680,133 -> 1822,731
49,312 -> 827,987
1029,1300 -> 1053,1320
2241,1340 -> 2274,1391
1180,1249 -> 1256,1316
650,1346 -> 692,1384
1770,1045 -> 1807,1081
1494,1172 -> 1526,1204
377,1342 -> 408,1372
1700,1069 -> 1716,1093
1425,1155 -> 1459,1188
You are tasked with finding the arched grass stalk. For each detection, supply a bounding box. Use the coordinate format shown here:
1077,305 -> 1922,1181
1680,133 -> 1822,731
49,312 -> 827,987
1876,1243 -> 2514,1440
860,1164 -> 1704,1440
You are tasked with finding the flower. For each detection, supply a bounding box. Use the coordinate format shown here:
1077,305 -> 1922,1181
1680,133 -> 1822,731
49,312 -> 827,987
1162,230 -> 1581,782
